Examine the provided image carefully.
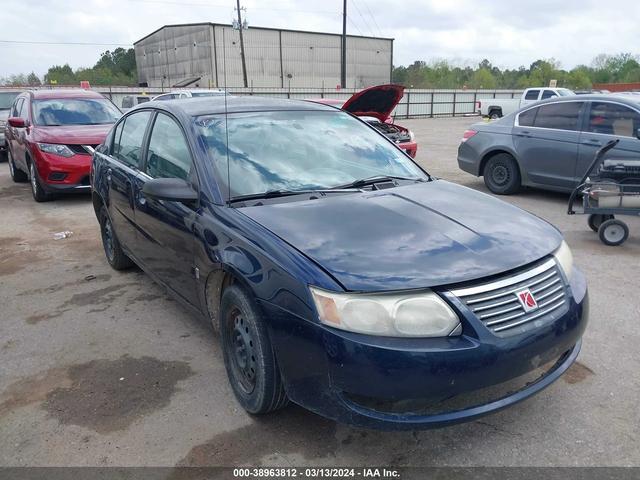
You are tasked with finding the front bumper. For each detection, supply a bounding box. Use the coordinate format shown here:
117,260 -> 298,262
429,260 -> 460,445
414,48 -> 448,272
264,268 -> 588,430
33,149 -> 92,192
398,140 -> 418,158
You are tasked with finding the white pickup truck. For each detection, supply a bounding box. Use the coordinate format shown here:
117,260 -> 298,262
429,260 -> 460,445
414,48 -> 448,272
478,87 -> 575,119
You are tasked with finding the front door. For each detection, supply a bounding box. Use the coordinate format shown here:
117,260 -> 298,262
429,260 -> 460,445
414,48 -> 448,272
134,112 -> 199,306
513,101 -> 585,189
105,110 -> 152,258
577,100 -> 640,179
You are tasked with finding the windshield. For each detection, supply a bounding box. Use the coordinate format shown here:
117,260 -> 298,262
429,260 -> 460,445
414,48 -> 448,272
557,88 -> 575,96
195,110 -> 426,199
0,92 -> 20,110
33,98 -> 121,126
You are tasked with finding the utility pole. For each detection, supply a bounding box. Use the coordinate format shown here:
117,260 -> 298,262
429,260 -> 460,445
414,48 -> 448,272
235,0 -> 248,88
341,0 -> 347,88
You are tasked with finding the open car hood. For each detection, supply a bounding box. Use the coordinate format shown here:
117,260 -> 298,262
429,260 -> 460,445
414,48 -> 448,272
341,84 -> 404,122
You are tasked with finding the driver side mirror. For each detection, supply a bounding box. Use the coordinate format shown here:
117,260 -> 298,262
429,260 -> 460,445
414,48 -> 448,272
636,127 -> 640,140
8,117 -> 26,128
142,178 -> 198,203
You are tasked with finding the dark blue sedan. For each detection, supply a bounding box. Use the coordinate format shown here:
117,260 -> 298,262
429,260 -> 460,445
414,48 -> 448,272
91,96 -> 588,429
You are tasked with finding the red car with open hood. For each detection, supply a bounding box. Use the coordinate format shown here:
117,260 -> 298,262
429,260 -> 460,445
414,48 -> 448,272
4,89 -> 121,202
308,84 -> 418,158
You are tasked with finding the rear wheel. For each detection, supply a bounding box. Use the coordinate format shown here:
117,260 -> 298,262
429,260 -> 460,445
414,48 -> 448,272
98,206 -> 134,270
483,153 -> 521,195
29,161 -> 52,202
220,284 -> 288,414
598,219 -> 628,246
8,149 -> 27,182
588,214 -> 614,232
489,109 -> 502,120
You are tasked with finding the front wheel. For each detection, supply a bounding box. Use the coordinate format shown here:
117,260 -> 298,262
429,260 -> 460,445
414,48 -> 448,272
598,219 -> 629,246
220,284 -> 289,414
29,161 -> 52,202
483,153 -> 521,195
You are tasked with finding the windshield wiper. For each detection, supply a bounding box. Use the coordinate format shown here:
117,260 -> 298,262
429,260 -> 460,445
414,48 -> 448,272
228,188 -> 361,204
331,175 -> 426,190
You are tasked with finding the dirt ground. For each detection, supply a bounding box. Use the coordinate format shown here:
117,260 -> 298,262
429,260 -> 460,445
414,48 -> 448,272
0,116 -> 639,467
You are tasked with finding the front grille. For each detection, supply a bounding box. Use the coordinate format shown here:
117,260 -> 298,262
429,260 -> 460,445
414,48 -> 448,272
67,144 -> 98,155
451,258 -> 568,336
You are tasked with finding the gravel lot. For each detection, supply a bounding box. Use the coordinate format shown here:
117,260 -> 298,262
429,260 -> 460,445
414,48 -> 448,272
0,116 -> 638,467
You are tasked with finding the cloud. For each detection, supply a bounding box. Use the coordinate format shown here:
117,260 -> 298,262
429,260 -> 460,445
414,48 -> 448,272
1,0 -> 638,78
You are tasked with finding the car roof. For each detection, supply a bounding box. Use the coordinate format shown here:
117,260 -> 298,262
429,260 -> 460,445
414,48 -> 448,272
536,94 -> 640,105
144,95 -> 337,117
29,89 -> 106,100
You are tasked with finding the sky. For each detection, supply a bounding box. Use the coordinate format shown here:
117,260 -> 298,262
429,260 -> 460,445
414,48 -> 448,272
1,0 -> 639,78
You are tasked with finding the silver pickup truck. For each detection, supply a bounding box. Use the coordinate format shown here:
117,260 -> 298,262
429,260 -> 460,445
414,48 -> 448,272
479,87 -> 575,119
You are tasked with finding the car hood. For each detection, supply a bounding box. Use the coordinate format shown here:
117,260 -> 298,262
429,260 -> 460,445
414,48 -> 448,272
33,124 -> 113,145
341,84 -> 404,122
239,181 -> 563,292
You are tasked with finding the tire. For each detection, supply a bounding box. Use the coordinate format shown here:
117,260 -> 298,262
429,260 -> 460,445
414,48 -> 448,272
598,219 -> 629,246
220,284 -> 289,415
0,149 -> 6,163
483,153 -> 521,195
98,206 -> 134,270
588,214 -> 614,232
28,160 -> 52,202
7,149 -> 28,182
489,109 -> 502,120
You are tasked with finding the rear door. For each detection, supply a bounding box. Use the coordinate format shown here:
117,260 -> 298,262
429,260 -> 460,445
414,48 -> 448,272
520,89 -> 541,107
513,100 -> 585,189
134,111 -> 199,305
577,100 -> 640,178
105,110 -> 152,257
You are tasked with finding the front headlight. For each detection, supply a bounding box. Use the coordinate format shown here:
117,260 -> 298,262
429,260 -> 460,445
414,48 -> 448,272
553,240 -> 573,281
310,287 -> 461,337
38,143 -> 75,158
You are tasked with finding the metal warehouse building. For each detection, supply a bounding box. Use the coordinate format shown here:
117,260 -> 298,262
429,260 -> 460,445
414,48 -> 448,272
134,23 -> 393,89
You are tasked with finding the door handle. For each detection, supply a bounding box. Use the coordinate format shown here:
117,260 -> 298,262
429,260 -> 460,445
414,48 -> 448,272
582,139 -> 602,146
515,130 -> 532,137
106,167 -> 112,183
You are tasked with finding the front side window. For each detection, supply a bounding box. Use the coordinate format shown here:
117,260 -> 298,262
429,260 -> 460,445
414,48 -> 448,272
146,113 -> 193,180
33,98 -> 121,126
18,98 -> 30,121
524,90 -> 540,101
587,102 -> 640,137
533,102 -> 583,131
11,98 -> 24,118
195,110 -> 426,199
122,97 -> 133,109
112,111 -> 152,168
541,90 -> 557,100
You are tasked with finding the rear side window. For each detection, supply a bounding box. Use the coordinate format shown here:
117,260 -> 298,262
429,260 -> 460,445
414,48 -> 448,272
524,90 -> 540,100
587,102 -> 640,137
541,90 -> 558,100
112,111 -> 151,168
533,102 -> 583,131
146,113 -> 193,181
518,107 -> 537,127
122,96 -> 133,109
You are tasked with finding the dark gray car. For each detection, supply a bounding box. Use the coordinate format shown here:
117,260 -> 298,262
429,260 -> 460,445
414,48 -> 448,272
458,95 -> 640,194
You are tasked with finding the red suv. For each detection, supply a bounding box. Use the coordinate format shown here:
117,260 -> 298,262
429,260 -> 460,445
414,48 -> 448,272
5,89 -> 121,201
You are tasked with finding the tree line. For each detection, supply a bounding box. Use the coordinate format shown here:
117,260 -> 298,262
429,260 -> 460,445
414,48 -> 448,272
392,53 -> 640,90
2,50 -> 640,90
0,48 -> 137,87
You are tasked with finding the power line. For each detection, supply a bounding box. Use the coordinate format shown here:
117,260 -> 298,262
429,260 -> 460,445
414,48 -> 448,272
0,40 -> 131,46
126,0 -> 338,14
361,0 -> 383,37
351,0 -> 376,38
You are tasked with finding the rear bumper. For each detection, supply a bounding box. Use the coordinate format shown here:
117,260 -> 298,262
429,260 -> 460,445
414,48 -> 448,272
265,268 -> 588,430
457,142 -> 482,176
